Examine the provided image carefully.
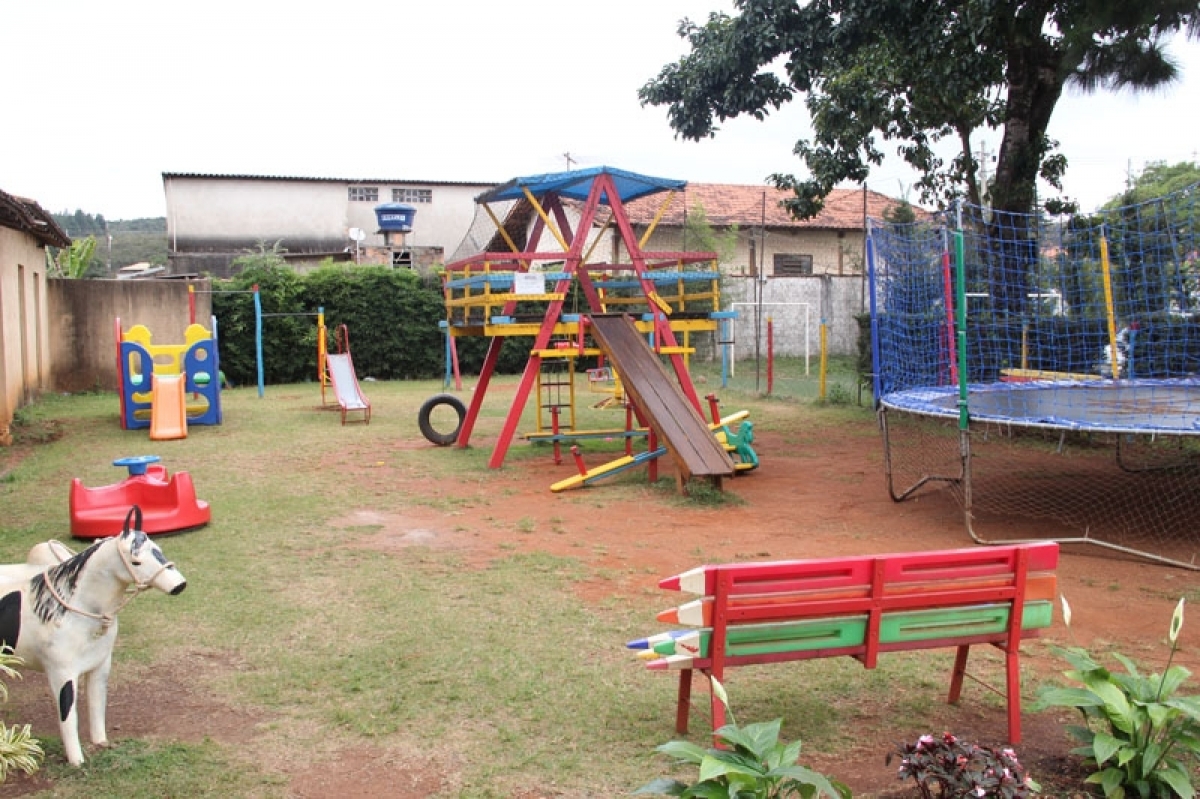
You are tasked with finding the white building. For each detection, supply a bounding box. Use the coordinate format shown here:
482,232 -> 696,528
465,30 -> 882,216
162,173 -> 497,277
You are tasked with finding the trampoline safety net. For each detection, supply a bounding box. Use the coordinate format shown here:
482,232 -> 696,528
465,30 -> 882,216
869,183 -> 1200,569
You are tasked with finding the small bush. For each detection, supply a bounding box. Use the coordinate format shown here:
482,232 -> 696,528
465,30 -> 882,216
636,678 -> 849,798
888,732 -> 1037,798
0,650 -> 44,783
1036,597 -> 1200,799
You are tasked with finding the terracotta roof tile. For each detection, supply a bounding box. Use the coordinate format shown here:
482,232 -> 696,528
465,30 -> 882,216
623,183 -> 915,231
0,188 -> 70,248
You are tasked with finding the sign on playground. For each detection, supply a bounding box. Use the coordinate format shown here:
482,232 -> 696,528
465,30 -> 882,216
513,272 -> 545,296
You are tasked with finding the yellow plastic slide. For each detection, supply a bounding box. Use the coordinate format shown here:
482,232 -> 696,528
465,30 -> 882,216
149,374 -> 188,441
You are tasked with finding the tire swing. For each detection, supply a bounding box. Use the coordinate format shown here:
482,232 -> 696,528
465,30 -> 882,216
417,394 -> 466,446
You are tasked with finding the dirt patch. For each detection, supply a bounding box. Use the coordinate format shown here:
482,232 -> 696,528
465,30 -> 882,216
316,425 -> 1194,796
2,424 -> 1193,796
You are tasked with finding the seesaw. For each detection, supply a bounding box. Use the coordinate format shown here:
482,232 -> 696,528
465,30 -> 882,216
550,411 -> 757,492
69,455 -> 211,539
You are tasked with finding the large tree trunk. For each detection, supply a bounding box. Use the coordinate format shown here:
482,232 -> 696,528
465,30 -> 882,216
988,26 -> 1065,316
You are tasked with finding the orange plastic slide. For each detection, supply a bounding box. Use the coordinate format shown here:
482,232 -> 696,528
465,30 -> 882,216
149,374 -> 188,441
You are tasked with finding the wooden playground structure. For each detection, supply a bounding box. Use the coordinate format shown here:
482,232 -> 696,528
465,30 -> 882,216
438,166 -> 749,490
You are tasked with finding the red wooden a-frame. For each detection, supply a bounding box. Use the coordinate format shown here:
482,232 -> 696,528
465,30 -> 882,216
446,167 -> 712,469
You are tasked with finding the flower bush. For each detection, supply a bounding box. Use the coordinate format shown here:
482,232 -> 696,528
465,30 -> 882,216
1035,597 -> 1200,799
636,678 -> 850,798
888,732 -> 1038,798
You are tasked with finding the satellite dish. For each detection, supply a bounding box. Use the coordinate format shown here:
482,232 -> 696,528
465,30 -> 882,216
349,227 -> 366,242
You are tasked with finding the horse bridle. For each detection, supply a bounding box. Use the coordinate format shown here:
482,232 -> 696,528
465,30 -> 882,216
40,531 -> 177,635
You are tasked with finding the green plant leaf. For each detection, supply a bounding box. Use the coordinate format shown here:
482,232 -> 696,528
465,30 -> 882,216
1085,678 -> 1137,733
1157,765 -> 1196,799
1088,766 -> 1126,797
1157,665 -> 1194,700
657,740 -> 710,765
1036,686 -> 1105,710
722,719 -> 782,760
769,764 -> 851,798
1092,731 -> 1122,765
773,739 -> 803,772
679,784 -> 729,799
1111,653 -> 1143,681
634,777 -> 688,795
1141,741 -> 1168,776
1056,645 -> 1104,674
1145,703 -> 1176,731
1165,695 -> 1200,721
698,754 -> 762,783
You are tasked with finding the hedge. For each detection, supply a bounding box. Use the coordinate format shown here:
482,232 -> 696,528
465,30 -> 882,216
211,264 -> 541,387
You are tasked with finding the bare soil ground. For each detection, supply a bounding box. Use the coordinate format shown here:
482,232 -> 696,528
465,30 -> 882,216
2,420 -> 1195,797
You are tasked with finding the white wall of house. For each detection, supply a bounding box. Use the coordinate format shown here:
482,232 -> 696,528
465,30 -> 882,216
164,174 -> 494,274
0,226 -> 50,444
635,226 -> 865,277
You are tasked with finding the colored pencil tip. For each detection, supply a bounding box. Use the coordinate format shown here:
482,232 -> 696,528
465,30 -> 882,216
658,575 -> 681,591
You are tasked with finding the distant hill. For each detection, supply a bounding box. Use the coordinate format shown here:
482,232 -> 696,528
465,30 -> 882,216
51,211 -> 167,274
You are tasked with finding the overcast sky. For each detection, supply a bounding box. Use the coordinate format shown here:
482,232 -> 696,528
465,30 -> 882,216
3,2 -> 1197,220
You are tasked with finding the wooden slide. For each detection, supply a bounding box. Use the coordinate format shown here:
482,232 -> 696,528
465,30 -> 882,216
587,315 -> 734,489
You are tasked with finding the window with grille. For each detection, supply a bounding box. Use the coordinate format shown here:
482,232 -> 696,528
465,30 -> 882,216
773,253 -> 813,276
348,187 -> 378,202
392,188 -> 432,203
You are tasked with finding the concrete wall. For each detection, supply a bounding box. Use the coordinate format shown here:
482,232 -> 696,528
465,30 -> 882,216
49,279 -> 212,393
0,227 -> 51,444
722,274 -> 867,360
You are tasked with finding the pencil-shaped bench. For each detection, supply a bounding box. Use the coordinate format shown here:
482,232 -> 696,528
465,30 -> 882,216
629,542 -> 1058,744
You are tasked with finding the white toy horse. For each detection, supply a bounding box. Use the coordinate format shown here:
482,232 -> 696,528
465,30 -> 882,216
0,507 -> 187,765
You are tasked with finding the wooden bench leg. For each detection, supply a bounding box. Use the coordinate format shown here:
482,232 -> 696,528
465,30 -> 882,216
948,644 -> 969,704
1006,646 -> 1022,744
675,669 -> 693,734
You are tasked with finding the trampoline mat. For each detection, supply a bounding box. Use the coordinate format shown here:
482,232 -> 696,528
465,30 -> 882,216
881,378 -> 1200,435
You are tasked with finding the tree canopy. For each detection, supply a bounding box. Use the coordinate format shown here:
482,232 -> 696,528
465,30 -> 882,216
640,0 -> 1199,219
1105,159 -> 1200,208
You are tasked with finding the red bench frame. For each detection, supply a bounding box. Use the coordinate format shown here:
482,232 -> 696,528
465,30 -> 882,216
657,542 -> 1059,744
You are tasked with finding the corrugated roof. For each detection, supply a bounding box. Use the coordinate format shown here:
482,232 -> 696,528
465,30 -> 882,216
0,189 -> 70,248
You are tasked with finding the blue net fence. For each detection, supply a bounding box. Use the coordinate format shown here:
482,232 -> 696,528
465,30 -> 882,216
869,183 -> 1200,569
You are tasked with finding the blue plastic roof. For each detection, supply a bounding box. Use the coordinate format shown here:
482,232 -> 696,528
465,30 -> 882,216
475,166 -> 686,205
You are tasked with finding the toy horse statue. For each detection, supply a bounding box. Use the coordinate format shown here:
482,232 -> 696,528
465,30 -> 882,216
0,506 -> 187,765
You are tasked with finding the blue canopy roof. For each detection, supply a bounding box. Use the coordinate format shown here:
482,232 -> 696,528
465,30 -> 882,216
476,166 -> 686,205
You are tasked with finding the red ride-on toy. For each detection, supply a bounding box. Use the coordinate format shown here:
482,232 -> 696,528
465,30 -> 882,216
69,455 -> 211,540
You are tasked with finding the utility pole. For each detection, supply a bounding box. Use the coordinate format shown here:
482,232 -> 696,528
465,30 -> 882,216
972,142 -> 997,212
563,152 -> 576,169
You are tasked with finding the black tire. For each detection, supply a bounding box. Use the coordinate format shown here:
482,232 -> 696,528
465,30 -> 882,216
418,394 -> 467,446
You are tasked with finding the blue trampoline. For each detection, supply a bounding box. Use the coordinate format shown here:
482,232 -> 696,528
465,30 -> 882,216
882,379 -> 1200,436
869,185 -> 1200,570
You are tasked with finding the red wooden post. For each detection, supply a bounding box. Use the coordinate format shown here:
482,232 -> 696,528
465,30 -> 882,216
551,405 -> 562,465
766,317 -> 774,395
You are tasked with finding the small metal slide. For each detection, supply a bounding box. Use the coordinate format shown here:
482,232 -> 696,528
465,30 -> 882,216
325,352 -> 371,425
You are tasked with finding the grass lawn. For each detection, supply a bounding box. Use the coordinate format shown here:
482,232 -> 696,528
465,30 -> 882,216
0,363 -> 1004,798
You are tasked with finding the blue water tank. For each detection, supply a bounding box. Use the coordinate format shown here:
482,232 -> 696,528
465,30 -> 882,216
375,203 -> 416,233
